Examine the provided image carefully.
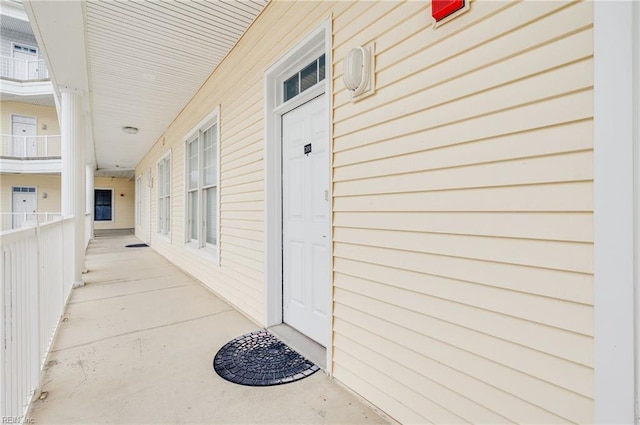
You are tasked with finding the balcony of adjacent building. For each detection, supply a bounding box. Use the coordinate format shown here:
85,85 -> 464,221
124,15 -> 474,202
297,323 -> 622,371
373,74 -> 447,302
1,55 -> 49,81
1,2 -> 54,101
0,133 -> 61,173
0,55 -> 54,101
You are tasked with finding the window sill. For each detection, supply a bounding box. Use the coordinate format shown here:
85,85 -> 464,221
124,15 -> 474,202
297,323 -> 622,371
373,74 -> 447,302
184,241 -> 218,264
157,233 -> 171,243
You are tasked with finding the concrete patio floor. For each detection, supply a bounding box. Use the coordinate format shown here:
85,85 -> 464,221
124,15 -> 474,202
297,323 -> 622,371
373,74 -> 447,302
28,229 -> 388,425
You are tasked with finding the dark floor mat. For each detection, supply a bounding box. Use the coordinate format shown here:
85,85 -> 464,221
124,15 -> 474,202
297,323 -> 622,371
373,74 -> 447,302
213,329 -> 319,386
125,243 -> 149,248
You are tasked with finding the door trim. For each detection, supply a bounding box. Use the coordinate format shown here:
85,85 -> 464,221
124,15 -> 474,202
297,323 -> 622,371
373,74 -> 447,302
263,18 -> 332,370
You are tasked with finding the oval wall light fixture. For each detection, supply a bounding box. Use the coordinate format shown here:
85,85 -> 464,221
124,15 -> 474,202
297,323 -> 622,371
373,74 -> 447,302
343,42 -> 375,100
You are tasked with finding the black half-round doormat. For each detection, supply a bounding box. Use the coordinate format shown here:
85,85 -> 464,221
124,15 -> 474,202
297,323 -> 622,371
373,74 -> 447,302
125,243 -> 149,248
213,329 -> 319,386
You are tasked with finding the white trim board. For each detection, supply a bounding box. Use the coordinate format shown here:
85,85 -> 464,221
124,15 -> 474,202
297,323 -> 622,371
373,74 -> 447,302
593,1 -> 639,423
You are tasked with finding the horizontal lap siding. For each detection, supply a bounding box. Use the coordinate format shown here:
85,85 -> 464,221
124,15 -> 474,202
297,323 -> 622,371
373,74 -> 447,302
332,1 -> 593,423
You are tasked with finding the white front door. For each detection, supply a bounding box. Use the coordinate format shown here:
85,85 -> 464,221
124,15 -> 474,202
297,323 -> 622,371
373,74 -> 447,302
282,94 -> 330,347
11,115 -> 37,157
12,187 -> 37,228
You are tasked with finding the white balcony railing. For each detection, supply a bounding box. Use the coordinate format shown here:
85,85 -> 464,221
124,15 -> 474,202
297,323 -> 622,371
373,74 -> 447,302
0,134 -> 61,159
0,56 -> 49,81
1,218 -> 75,419
0,212 -> 63,233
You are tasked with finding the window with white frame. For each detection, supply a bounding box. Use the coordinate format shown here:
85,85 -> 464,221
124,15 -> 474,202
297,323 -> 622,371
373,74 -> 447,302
157,154 -> 171,236
135,175 -> 142,226
94,189 -> 113,221
283,54 -> 326,102
185,113 -> 218,251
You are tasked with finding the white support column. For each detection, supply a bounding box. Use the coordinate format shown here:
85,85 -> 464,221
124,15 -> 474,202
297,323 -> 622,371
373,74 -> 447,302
593,1 -> 639,424
60,88 -> 86,287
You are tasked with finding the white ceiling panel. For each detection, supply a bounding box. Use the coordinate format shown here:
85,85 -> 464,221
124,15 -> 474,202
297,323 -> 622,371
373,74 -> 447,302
83,0 -> 267,172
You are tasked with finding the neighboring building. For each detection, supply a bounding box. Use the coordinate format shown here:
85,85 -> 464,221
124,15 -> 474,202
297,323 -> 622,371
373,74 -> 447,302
0,0 -> 60,230
18,0 -> 640,423
0,1 -> 134,232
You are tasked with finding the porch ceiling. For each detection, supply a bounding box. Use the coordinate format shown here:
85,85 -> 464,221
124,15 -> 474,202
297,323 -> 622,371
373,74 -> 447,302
25,0 -> 267,177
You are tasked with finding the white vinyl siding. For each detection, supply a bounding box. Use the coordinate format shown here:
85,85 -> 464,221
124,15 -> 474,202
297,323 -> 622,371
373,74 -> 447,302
134,1 -> 595,423
331,1 -> 594,424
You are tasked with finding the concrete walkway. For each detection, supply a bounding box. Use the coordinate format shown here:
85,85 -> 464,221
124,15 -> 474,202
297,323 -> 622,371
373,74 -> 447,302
28,230 -> 386,425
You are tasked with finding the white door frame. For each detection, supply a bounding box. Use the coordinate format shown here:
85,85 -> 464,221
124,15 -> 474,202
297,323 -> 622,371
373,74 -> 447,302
593,1 -> 639,423
264,19 -> 333,365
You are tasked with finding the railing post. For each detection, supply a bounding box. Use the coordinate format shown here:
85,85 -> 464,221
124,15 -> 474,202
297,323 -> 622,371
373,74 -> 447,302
32,219 -> 42,401
44,135 -> 48,157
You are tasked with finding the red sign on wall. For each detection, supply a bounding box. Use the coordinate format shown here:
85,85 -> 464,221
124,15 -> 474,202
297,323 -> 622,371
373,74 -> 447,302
432,0 -> 465,22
